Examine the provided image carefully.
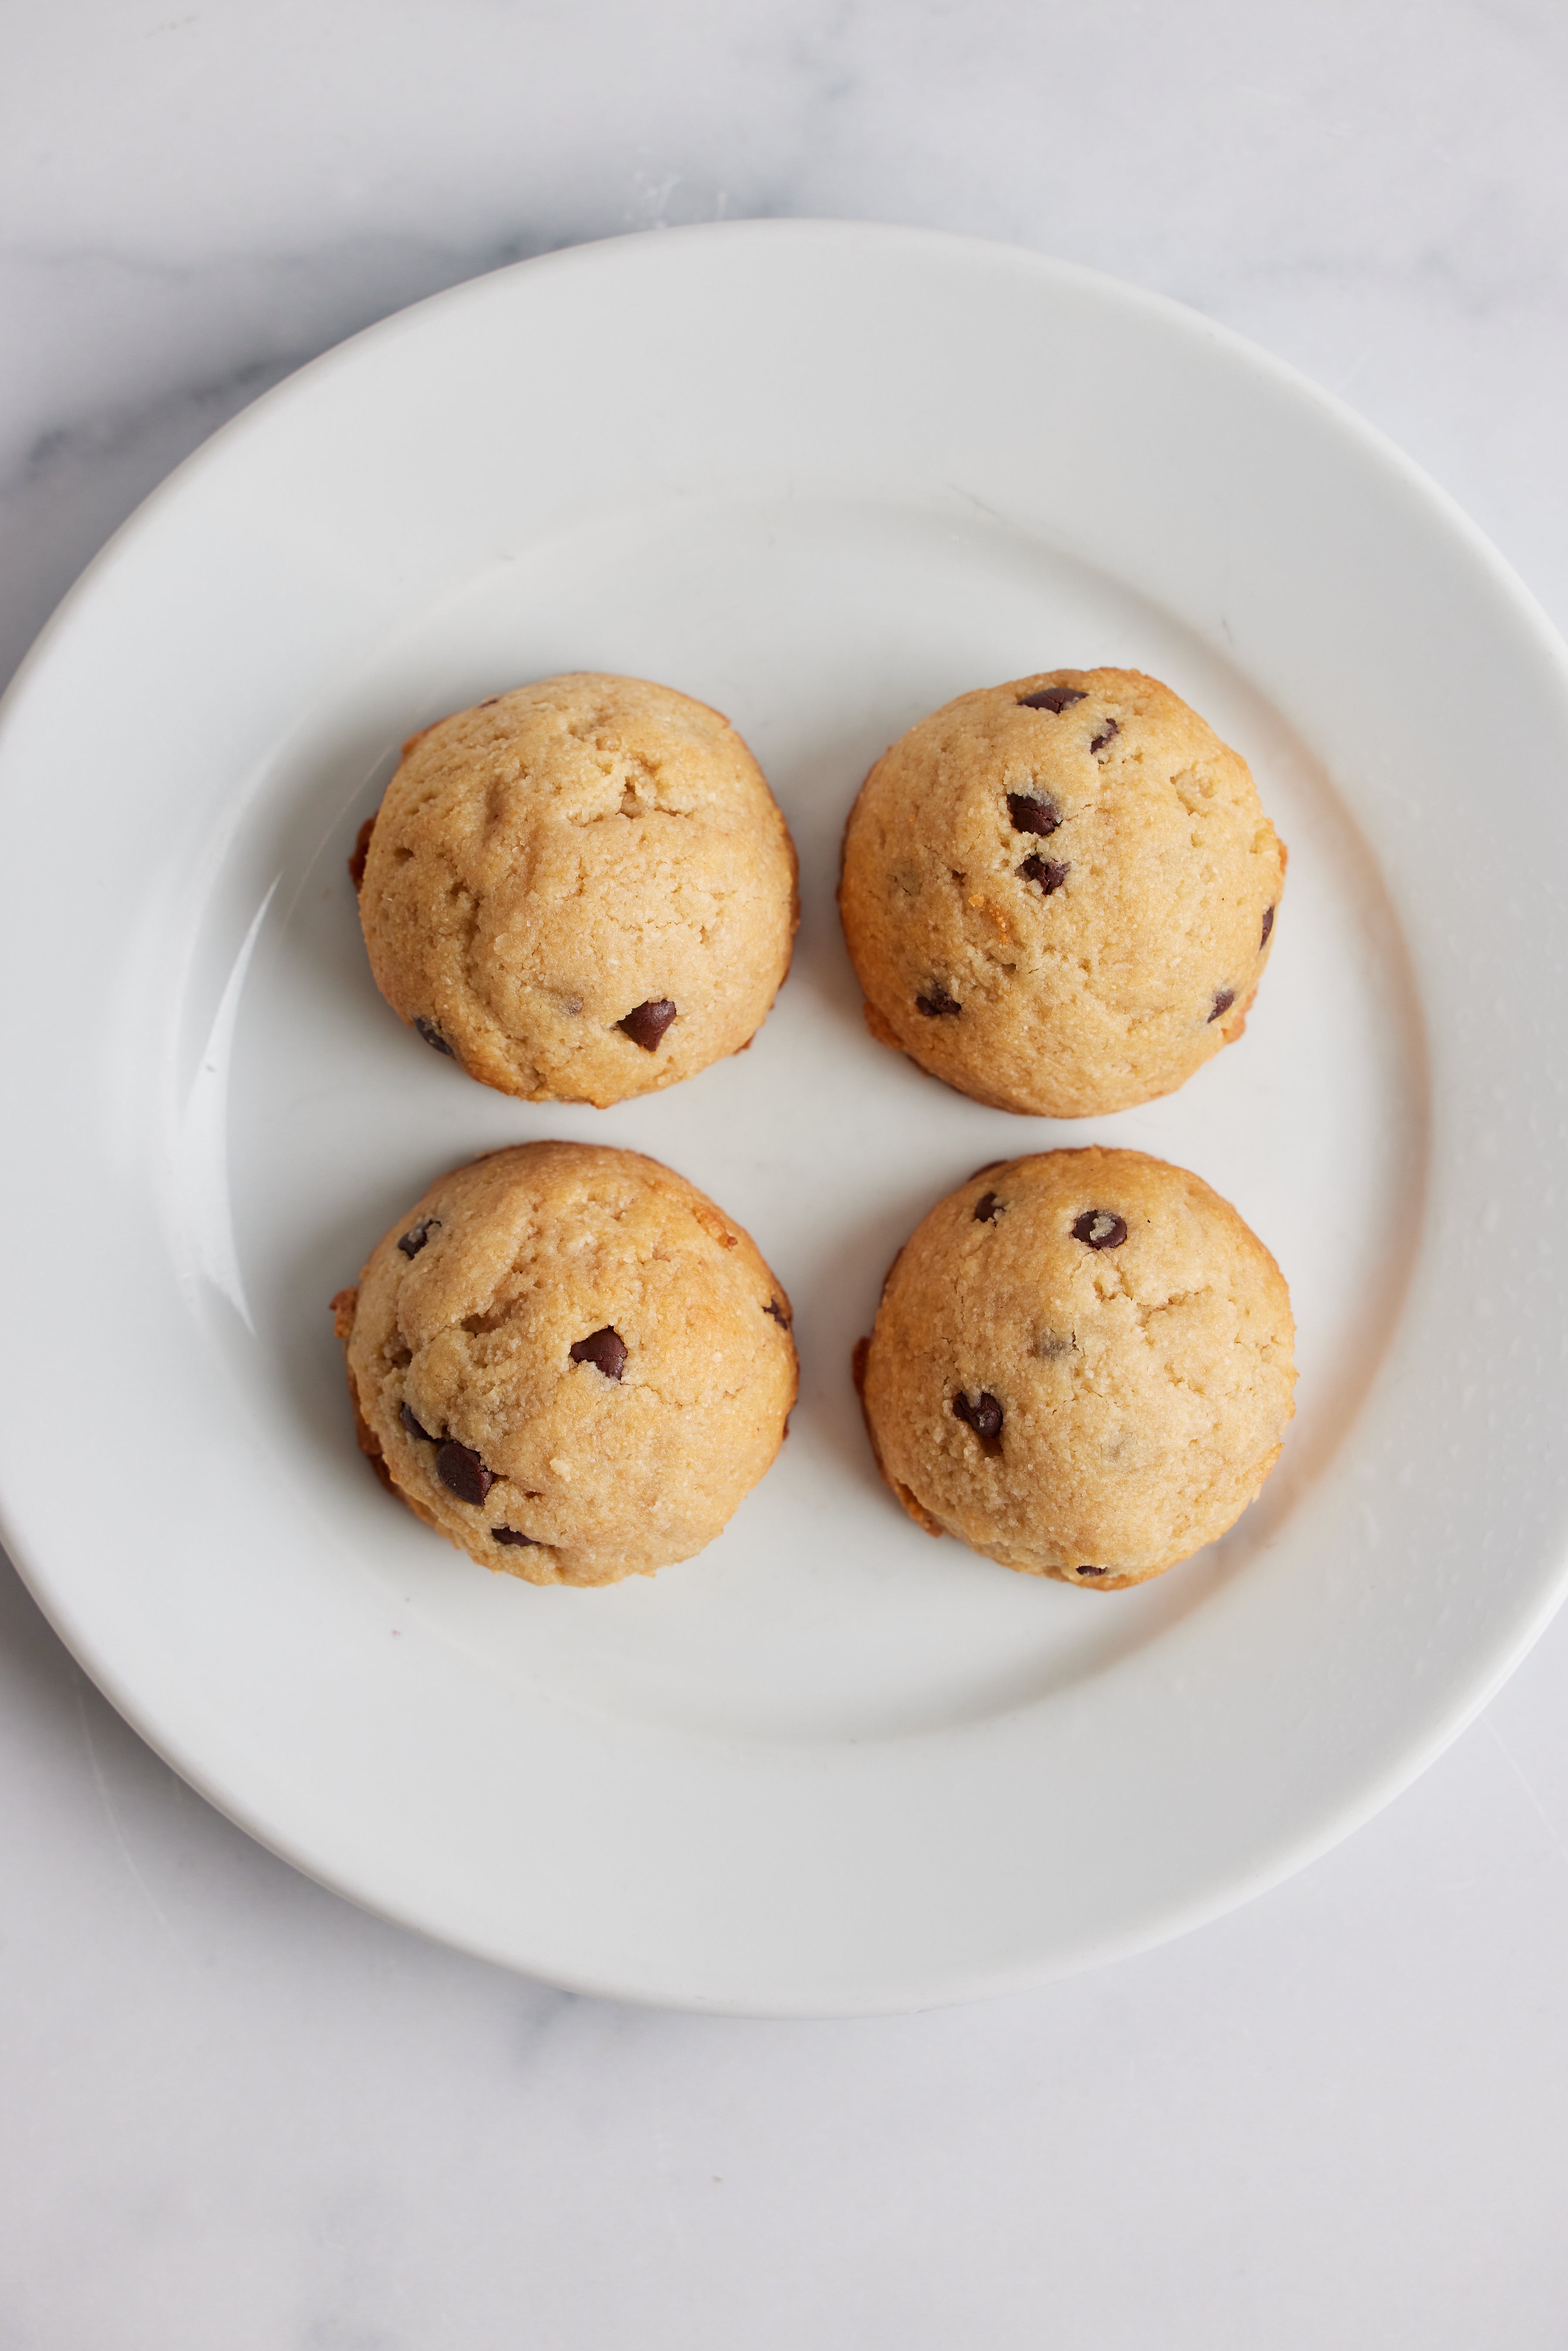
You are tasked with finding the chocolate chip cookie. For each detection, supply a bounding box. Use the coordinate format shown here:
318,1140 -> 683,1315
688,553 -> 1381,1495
838,670 -> 1285,1116
356,673 -> 798,1105
854,1148 -> 1295,1587
331,1142 -> 798,1586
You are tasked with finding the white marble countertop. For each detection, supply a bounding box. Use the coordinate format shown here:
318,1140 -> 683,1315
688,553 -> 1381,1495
5,3 -> 1568,2343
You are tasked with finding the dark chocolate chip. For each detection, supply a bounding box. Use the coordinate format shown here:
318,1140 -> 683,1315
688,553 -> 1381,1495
1018,686 -> 1085,714
348,815 -> 375,891
1078,1564 -> 1108,1577
618,998 -> 677,1051
492,1526 -> 539,1546
851,1335 -> 872,1397
953,1390 -> 1004,1453
1007,792 -> 1061,836
414,1016 -> 455,1056
436,1441 -> 493,1504
400,1402 -> 433,1441
1072,1210 -> 1127,1251
1090,719 -> 1119,755
570,1326 -> 628,1381
916,984 -> 961,1017
764,1298 -> 791,1327
397,1216 -> 439,1260
1017,854 -> 1069,895
1209,989 -> 1236,1023
973,1191 -> 1003,1223
1261,904 -> 1275,947
479,696 -> 501,708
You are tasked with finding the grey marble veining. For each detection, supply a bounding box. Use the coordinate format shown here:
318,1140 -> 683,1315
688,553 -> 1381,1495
4,2 -> 1568,2344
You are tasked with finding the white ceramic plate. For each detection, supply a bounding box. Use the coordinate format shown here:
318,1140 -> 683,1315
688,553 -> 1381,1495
4,222 -> 1568,2015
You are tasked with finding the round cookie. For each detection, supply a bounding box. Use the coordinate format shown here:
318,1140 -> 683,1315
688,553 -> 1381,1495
331,1142 -> 798,1586
838,669 -> 1286,1117
356,673 -> 798,1106
855,1148 -> 1295,1588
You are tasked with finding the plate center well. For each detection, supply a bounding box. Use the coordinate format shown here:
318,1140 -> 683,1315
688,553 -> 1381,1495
204,494 -> 1425,1744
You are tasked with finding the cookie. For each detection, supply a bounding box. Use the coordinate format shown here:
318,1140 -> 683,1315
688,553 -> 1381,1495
331,1141 -> 798,1586
838,669 -> 1285,1116
356,673 -> 798,1106
854,1148 -> 1295,1588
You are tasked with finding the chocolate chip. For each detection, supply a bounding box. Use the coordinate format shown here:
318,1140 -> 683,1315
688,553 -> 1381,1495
1017,854 -> 1069,894
399,1402 -> 433,1441
851,1335 -> 872,1397
1078,1564 -> 1108,1577
1261,905 -> 1275,947
1018,686 -> 1085,714
973,1191 -> 1003,1223
492,1526 -> 538,1546
414,1017 -> 455,1056
436,1441 -> 493,1504
916,984 -> 961,1017
618,998 -> 677,1051
570,1326 -> 627,1380
1089,719 -> 1119,755
1007,792 -> 1061,836
1209,989 -> 1236,1023
348,815 -> 375,890
953,1390 -> 1004,1453
397,1216 -> 439,1260
764,1298 -> 791,1327
1072,1210 -> 1127,1250
478,696 -> 501,708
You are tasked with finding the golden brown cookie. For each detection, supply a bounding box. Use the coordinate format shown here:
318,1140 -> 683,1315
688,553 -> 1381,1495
357,673 -> 798,1105
838,669 -> 1285,1116
855,1148 -> 1295,1588
333,1142 -> 798,1586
